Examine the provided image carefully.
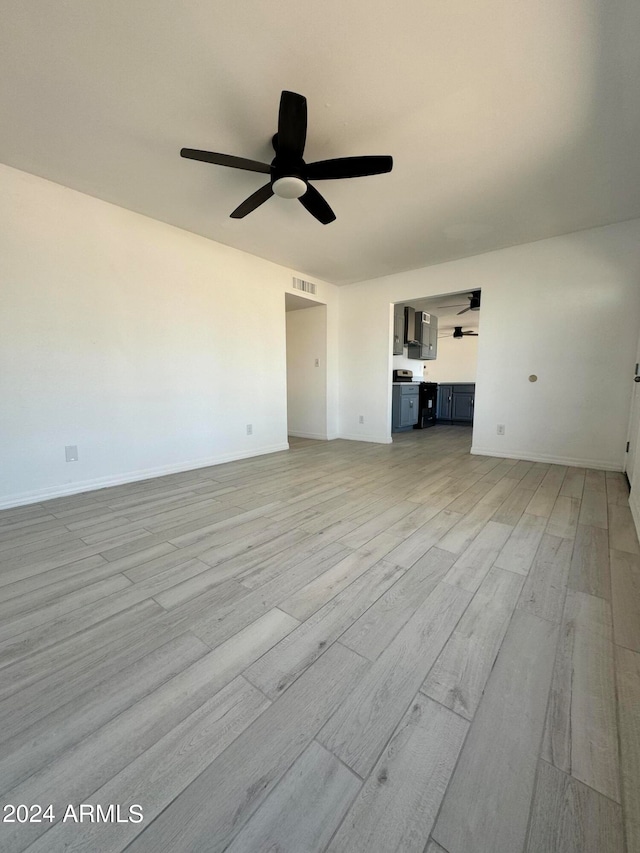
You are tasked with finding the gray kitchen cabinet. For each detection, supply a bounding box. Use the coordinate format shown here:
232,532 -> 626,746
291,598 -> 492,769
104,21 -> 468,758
408,312 -> 438,360
452,391 -> 474,421
393,304 -> 404,355
437,383 -> 475,423
437,384 -> 453,420
427,315 -> 438,359
392,384 -> 419,431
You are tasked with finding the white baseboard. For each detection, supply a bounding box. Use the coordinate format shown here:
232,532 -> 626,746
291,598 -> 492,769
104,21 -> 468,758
470,445 -> 623,471
338,433 -> 393,444
287,431 -> 329,440
630,490 -> 640,542
0,442 -> 291,510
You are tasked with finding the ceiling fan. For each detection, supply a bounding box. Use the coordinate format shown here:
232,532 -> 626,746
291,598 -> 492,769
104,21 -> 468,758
439,326 -> 479,339
457,290 -> 481,314
432,290 -> 481,313
180,90 -> 393,224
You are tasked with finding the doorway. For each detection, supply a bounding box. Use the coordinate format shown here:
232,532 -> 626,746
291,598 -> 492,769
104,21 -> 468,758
285,293 -> 328,440
391,290 -> 481,442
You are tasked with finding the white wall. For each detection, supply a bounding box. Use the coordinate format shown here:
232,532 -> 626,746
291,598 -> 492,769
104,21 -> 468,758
3,162 -> 640,508
286,305 -> 328,439
0,164 -> 337,508
338,221 -> 640,468
630,432 -> 640,540
392,336 -> 479,383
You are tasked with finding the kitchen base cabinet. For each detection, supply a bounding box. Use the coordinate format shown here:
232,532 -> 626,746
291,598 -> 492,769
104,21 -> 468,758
452,391 -> 474,421
437,385 -> 453,421
437,383 -> 475,424
392,384 -> 419,431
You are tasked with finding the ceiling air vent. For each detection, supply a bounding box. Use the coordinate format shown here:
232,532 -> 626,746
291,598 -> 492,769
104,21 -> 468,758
292,277 -> 317,295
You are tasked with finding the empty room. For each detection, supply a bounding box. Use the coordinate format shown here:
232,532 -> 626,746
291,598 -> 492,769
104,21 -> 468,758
2,2 -> 640,852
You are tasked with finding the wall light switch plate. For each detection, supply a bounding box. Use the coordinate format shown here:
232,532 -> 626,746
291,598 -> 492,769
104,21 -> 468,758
496,424 -> 505,435
65,445 -> 79,462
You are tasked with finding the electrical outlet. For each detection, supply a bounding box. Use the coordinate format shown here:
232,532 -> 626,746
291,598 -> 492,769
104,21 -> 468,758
359,415 -> 364,424
496,424 -> 505,435
314,358 -> 320,367
65,445 -> 78,462
246,424 -> 253,436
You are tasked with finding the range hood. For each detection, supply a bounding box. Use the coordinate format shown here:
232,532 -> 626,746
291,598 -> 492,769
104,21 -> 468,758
404,307 -> 419,344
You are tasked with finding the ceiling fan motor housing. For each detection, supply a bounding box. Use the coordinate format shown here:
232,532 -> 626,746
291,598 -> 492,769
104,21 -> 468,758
271,139 -> 307,197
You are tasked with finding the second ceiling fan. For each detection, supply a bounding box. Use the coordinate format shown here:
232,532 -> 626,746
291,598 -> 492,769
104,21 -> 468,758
181,90 -> 393,224
439,326 -> 479,339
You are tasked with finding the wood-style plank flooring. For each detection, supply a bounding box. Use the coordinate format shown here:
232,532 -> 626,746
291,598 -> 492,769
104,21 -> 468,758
1,425 -> 638,852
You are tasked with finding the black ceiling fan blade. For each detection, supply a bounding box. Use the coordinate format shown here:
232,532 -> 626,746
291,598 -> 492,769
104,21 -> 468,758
230,183 -> 274,219
277,91 -> 307,160
180,149 -> 271,174
305,155 -> 393,181
299,184 -> 336,224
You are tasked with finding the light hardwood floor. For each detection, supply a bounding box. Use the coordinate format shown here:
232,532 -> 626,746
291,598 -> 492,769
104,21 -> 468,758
0,426 -> 638,852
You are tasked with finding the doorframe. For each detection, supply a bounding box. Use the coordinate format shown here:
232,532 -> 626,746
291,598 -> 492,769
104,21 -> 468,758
626,337 -> 640,538
388,289 -> 481,443
285,293 -> 329,441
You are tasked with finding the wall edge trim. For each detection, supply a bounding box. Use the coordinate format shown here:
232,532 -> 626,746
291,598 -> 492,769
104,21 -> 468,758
0,442 -> 291,510
338,433 -> 393,444
470,445 -> 623,471
287,431 -> 329,440
630,490 -> 640,542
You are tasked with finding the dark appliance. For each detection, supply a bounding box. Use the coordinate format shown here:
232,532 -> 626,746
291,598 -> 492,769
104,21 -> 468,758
413,382 -> 438,429
393,369 -> 414,382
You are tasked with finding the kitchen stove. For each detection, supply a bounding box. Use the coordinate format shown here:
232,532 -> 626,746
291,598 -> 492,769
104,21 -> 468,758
393,369 -> 414,382
413,382 -> 438,429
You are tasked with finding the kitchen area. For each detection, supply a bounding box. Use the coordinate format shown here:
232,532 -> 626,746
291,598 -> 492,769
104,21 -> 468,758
391,291 -> 480,434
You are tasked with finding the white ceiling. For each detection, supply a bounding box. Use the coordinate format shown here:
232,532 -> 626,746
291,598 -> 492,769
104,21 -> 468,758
1,1 -> 639,285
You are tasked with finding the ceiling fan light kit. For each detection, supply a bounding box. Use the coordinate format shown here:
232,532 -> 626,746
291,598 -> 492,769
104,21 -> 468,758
180,90 -> 393,224
272,176 -> 307,199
